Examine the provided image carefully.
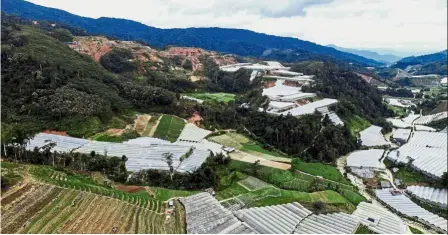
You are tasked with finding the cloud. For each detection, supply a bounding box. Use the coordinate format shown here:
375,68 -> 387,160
27,0 -> 447,54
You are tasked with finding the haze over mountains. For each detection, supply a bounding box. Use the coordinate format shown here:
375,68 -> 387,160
327,44 -> 402,64
2,0 -> 386,67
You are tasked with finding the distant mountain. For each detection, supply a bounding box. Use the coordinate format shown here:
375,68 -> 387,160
1,0 -> 384,67
391,50 -> 447,75
327,44 -> 401,64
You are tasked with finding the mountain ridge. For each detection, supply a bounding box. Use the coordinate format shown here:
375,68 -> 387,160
1,0 -> 384,67
327,44 -> 402,64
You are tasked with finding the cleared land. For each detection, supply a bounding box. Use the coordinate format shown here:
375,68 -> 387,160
229,151 -> 291,170
346,115 -> 371,136
210,132 -> 290,162
292,159 -> 351,185
153,115 -> 186,142
184,92 -> 235,103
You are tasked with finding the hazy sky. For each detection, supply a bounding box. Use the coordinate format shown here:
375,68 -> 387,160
28,0 -> 447,56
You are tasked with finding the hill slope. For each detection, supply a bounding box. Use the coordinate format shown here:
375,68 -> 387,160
328,44 -> 401,64
2,0 -> 383,67
391,50 -> 447,75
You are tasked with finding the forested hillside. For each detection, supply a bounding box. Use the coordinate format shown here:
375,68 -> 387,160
2,0 -> 383,67
392,50 -> 447,75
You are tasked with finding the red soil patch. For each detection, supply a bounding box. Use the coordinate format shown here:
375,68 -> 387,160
188,112 -> 203,126
42,130 -> 68,136
264,81 -> 276,88
115,184 -> 145,193
282,80 -> 301,87
105,129 -> 125,136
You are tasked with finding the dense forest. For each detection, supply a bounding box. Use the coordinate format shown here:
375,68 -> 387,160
2,0 -> 384,67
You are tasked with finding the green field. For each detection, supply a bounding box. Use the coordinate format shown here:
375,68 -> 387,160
387,105 -> 407,117
346,115 -> 371,136
153,115 -> 186,142
229,160 -> 365,206
384,159 -> 433,187
409,226 -> 424,234
355,225 -> 377,234
209,132 -> 289,160
184,92 -> 235,103
150,187 -> 198,201
291,159 -> 351,185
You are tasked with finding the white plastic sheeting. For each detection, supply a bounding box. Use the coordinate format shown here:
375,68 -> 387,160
387,98 -> 414,108
281,99 -> 338,117
392,129 -> 411,141
177,123 -> 212,142
294,212 -> 359,234
406,186 -> 447,208
233,202 -> 312,234
414,125 -> 436,132
375,189 -> 447,232
122,137 -> 170,146
352,202 -> 408,234
387,118 -> 412,128
359,125 -> 389,147
347,149 -> 385,169
180,193 -> 255,234
26,133 -> 89,152
316,106 -> 344,126
414,112 -> 447,125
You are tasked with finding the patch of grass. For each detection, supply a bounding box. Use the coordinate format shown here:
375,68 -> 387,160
153,115 -> 186,142
90,132 -> 125,142
150,187 -> 198,201
184,92 -> 235,103
385,159 -> 433,187
241,143 -> 288,158
346,115 -> 371,136
387,105 -> 407,117
355,225 -> 377,234
409,226 -> 424,234
292,159 -> 351,185
216,183 -> 250,201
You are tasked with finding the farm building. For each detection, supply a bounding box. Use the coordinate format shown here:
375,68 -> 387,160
219,62 -> 289,72
391,129 -> 411,145
271,70 -> 303,77
358,125 -> 389,147
346,149 -> 385,178
177,123 -> 212,142
233,202 -> 313,234
386,98 -> 414,108
180,193 -> 255,234
281,99 -> 338,117
387,118 -> 412,129
387,131 -> 447,179
268,101 -> 296,112
440,77 -> 447,86
413,111 -> 447,125
316,106 -> 344,126
26,133 -> 215,173
352,202 -> 408,234
414,125 -> 436,132
293,212 -> 360,234
406,186 -> 447,208
262,80 -> 316,102
375,189 -> 447,233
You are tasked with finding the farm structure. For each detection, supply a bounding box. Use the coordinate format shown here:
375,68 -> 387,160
358,125 -> 389,147
387,118 -> 413,129
387,131 -> 447,179
233,202 -> 313,234
26,133 -> 214,173
280,99 -> 339,117
346,149 -> 385,178
1,182 -> 182,234
177,123 -> 212,142
413,112 -> 447,125
375,189 -> 447,233
391,128 -> 411,145
316,106 -> 344,126
293,212 -> 360,234
352,202 -> 408,234
179,192 -> 255,234
406,186 -> 447,208
414,125 -> 436,132
263,79 -> 316,102
386,98 -> 414,108
219,61 -> 289,73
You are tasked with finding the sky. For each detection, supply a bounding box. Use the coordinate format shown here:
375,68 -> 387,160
28,0 -> 447,57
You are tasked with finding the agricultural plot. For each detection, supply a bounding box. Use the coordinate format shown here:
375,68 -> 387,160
150,187 -> 198,201
291,159 -> 351,185
29,165 -> 163,213
1,182 -> 184,234
238,176 -> 270,191
153,115 -> 186,142
209,132 -> 288,160
184,92 -> 235,103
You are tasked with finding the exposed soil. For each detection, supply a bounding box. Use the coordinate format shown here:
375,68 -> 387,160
115,184 -> 145,193
187,112 -> 203,126
264,81 -> 276,88
282,80 -> 301,87
105,128 -> 125,136
42,130 -> 68,136
229,151 -> 291,170
134,114 -> 151,135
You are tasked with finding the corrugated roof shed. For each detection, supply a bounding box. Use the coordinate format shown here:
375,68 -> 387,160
180,192 -> 255,234
414,112 -> 447,125
352,202 -> 408,234
294,212 -> 360,234
375,189 -> 447,232
281,99 -> 338,116
392,129 -> 411,141
233,202 -> 313,234
406,186 -> 447,208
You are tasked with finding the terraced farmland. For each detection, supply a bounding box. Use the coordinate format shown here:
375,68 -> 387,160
153,115 -> 186,142
1,182 -> 184,234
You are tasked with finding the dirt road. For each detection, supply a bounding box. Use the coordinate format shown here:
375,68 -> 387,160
229,151 -> 291,170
